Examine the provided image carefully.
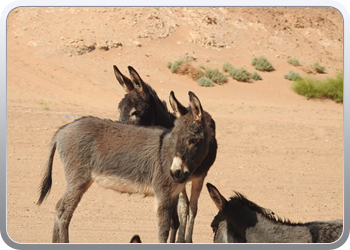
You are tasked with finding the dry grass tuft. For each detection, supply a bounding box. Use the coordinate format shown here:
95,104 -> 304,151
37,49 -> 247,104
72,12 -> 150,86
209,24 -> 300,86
175,63 -> 205,81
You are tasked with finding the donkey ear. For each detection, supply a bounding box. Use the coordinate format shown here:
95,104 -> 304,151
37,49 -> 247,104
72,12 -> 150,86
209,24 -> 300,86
188,91 -> 203,121
128,66 -> 150,98
113,65 -> 134,93
130,235 -> 142,243
206,183 -> 227,212
169,91 -> 188,117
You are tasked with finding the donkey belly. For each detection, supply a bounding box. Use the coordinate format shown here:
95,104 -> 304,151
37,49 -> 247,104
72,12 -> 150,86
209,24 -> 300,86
91,171 -> 154,196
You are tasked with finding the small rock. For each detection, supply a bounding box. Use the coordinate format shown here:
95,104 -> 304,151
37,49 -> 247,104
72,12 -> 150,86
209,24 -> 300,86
134,41 -> 142,47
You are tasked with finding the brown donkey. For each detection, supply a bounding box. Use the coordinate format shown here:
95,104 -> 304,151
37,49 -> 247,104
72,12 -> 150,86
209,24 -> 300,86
114,65 -> 217,243
207,183 -> 343,243
37,91 -> 212,243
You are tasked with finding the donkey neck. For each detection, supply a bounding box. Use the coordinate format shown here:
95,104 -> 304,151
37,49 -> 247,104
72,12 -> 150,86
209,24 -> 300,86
245,213 -> 312,243
151,98 -> 175,128
143,84 -> 175,128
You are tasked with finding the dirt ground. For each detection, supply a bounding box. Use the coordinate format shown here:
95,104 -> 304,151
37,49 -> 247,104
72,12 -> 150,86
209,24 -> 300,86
6,7 -> 343,244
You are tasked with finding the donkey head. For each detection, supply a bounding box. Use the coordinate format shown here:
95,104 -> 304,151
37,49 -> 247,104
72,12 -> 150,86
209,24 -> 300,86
206,182 -> 275,243
168,91 -> 210,183
114,65 -> 155,126
130,235 -> 142,243
207,182 -> 248,242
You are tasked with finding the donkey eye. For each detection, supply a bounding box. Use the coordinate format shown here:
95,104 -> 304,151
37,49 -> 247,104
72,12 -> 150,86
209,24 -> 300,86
131,110 -> 141,117
188,138 -> 199,146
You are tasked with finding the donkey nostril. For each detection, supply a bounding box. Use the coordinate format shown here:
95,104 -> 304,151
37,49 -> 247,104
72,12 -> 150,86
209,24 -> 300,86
173,169 -> 182,178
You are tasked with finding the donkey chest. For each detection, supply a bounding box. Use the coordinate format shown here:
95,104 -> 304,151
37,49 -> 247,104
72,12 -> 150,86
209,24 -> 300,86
91,171 -> 154,196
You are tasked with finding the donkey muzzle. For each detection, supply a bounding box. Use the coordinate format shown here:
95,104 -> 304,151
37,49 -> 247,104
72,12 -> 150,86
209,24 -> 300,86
170,156 -> 190,183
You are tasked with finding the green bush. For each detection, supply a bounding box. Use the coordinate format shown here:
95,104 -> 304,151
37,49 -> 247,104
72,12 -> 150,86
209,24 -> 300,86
222,62 -> 235,72
166,61 -> 172,69
197,77 -> 215,87
291,70 -> 343,102
169,59 -> 184,73
284,70 -> 301,81
287,58 -> 301,66
205,68 -> 227,85
229,67 -> 251,82
199,64 -> 206,70
251,56 -> 274,72
251,71 -> 262,81
312,62 -> 326,73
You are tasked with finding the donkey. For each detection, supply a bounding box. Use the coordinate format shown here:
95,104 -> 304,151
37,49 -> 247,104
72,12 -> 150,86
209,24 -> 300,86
206,183 -> 343,243
113,65 -> 218,243
36,91 -> 213,243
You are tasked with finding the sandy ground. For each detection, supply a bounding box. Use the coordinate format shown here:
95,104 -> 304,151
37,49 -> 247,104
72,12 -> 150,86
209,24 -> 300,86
6,7 -> 343,244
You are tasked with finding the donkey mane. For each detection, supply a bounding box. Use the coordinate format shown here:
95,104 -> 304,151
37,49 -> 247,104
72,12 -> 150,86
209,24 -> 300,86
230,192 -> 300,226
146,83 -> 176,125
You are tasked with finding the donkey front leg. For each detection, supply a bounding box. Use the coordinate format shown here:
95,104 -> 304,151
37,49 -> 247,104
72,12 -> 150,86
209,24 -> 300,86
168,197 -> 179,243
155,195 -> 178,243
176,188 -> 189,243
185,176 -> 205,243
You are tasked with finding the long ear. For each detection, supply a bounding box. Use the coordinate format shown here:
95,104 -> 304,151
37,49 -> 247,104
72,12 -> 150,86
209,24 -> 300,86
130,235 -> 142,243
206,183 -> 227,212
128,66 -> 150,98
113,65 -> 134,93
188,91 -> 203,121
169,91 -> 188,117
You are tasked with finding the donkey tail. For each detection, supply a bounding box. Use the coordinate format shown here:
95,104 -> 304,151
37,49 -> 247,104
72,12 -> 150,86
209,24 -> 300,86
37,137 -> 57,205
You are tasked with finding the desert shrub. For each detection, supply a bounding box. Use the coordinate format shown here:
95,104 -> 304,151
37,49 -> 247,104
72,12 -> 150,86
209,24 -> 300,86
169,59 -> 185,73
284,70 -> 301,81
287,58 -> 301,66
321,70 -> 343,102
205,68 -> 227,85
176,62 -> 205,81
251,56 -> 274,72
199,64 -> 206,70
197,77 -> 215,87
250,71 -> 262,81
166,61 -> 172,69
312,62 -> 326,73
229,67 -> 252,82
222,62 -> 235,72
291,70 -> 343,102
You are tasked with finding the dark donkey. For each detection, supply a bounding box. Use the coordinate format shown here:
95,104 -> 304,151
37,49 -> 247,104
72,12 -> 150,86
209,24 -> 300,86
36,91 -> 212,243
113,65 -> 218,243
206,183 -> 343,243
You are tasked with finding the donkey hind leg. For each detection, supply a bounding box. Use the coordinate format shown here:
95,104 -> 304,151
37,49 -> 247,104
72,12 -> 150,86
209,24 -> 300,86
168,197 -> 179,243
52,197 -> 63,243
175,189 -> 189,243
185,176 -> 205,243
53,180 -> 93,243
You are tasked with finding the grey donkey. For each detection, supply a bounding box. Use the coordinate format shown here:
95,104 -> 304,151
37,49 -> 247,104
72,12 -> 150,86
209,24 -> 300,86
36,91 -> 213,243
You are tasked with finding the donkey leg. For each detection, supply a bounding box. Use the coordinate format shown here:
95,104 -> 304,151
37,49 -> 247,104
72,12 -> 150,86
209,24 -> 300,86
155,196 -> 176,243
54,180 -> 93,243
169,197 -> 179,243
185,176 -> 205,243
52,197 -> 63,243
176,189 -> 189,243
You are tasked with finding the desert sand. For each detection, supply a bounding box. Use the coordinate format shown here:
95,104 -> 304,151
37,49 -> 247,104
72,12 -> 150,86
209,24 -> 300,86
6,7 -> 343,243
